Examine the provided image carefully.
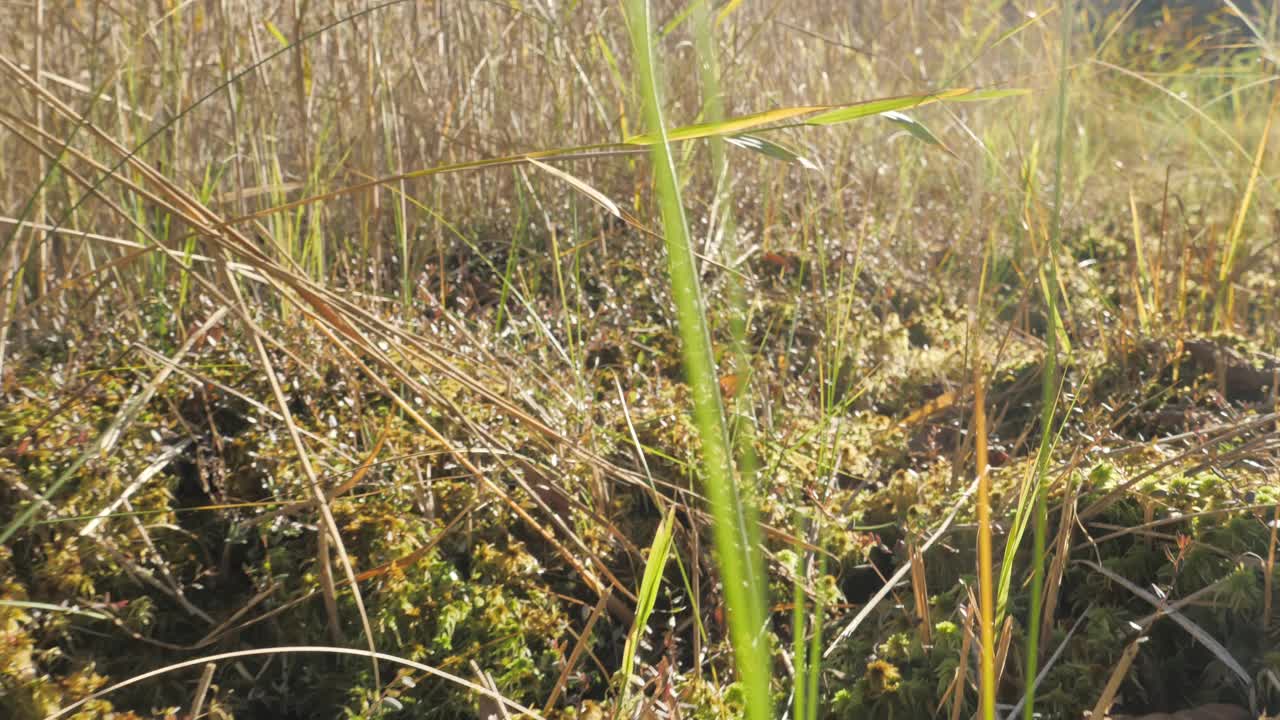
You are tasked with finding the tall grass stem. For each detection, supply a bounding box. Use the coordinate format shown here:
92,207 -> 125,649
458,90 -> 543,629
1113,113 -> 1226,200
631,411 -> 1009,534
623,2 -> 772,719
1025,3 -> 1073,718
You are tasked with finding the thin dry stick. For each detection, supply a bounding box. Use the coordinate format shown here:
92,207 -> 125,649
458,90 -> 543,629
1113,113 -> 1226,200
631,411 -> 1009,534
46,646 -> 544,720
825,474 -> 979,657
1039,475 -> 1079,645
316,527 -> 344,644
544,589 -> 613,713
471,660 -> 513,720
188,662 -> 217,720
0,223 -> 18,377
33,0 -> 47,296
945,605 -> 975,720
909,540 -> 931,647
1090,617 -> 1152,717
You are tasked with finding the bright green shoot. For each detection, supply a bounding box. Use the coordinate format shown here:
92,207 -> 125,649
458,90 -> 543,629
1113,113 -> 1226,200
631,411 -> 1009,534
620,506 -> 678,699
623,1 -> 773,718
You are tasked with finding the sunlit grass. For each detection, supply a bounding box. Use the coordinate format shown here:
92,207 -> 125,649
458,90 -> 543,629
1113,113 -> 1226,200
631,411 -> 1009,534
2,2 -> 1279,718
623,0 -> 772,716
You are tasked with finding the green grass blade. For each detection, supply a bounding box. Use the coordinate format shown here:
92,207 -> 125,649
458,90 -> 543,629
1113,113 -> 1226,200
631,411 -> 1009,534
623,2 -> 772,718
805,554 -> 825,720
791,547 -> 808,720
805,89 -> 973,126
1024,3 -> 1074,719
624,105 -> 825,145
945,88 -> 1033,102
881,110 -> 956,155
621,506 -> 678,683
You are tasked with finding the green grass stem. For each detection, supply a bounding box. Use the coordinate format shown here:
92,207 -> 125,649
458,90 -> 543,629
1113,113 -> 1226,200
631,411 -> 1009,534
623,2 -> 772,718
1024,3 -> 1074,719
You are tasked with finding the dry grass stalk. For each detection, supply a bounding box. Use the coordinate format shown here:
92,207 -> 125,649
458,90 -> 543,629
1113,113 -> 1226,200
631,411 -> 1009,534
188,662 -> 217,720
1090,622 -> 1150,719
19,61 -> 642,636
5,55 -> 388,677
544,589 -> 614,714
909,540 -> 931,647
47,646 -> 545,720
992,614 -> 1015,693
1039,473 -> 1079,646
974,350 -> 995,720
943,604 -> 976,720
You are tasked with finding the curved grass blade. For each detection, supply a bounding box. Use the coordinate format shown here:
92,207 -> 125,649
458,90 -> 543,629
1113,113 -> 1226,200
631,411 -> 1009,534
881,110 -> 956,156
1078,560 -> 1251,686
806,88 -> 973,125
725,134 -> 820,169
46,646 -> 546,720
625,105 -> 825,145
228,87 -> 1022,227
526,157 -> 622,218
0,599 -> 110,621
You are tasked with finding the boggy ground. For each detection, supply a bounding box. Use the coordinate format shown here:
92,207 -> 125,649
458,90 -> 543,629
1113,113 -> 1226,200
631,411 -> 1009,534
2,210 -> 1278,718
